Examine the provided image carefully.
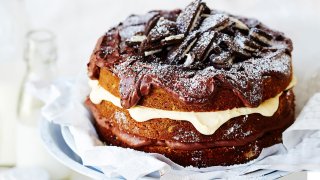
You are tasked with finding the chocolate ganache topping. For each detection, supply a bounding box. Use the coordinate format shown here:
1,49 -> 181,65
88,0 -> 293,109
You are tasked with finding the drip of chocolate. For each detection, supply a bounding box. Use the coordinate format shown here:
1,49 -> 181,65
88,0 -> 293,109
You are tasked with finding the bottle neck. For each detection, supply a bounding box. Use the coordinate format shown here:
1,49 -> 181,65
24,30 -> 57,82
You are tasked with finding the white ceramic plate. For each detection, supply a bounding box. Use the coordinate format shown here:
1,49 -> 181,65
39,118 -> 107,179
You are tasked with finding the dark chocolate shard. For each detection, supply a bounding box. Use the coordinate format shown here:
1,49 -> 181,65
144,14 -> 161,35
211,44 -> 222,54
140,39 -> 163,52
140,17 -> 181,52
249,28 -> 273,46
199,14 -> 230,32
147,17 -> 178,42
167,31 -> 200,64
189,31 -> 217,61
210,51 -> 234,69
234,32 -> 261,52
232,47 -> 251,60
212,33 -> 250,59
216,33 -> 234,51
176,0 -> 209,34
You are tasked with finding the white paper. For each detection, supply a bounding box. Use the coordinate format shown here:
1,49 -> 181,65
38,73 -> 320,179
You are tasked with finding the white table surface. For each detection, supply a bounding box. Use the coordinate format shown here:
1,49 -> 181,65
1,0 -> 320,179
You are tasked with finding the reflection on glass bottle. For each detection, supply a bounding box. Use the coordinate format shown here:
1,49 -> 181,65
16,30 -> 70,179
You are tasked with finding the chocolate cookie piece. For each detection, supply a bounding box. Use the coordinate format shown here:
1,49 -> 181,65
147,17 -> 178,42
144,14 -> 161,34
199,14 -> 230,32
176,0 -> 210,34
161,34 -> 185,47
234,32 -> 261,52
141,17 -> 184,53
216,33 -> 234,51
188,31 -> 217,62
229,16 -> 249,31
125,34 -> 147,47
210,51 -> 234,69
167,31 -> 200,64
249,27 -> 273,46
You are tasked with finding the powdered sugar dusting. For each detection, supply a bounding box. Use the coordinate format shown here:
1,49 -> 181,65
173,128 -> 200,142
119,25 -> 145,41
114,111 -> 128,125
226,124 -> 241,136
200,13 -> 229,32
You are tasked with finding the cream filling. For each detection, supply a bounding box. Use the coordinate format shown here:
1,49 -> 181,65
89,76 -> 296,135
129,35 -> 146,42
229,17 -> 249,30
251,32 -> 271,45
144,49 -> 162,56
162,34 -> 184,42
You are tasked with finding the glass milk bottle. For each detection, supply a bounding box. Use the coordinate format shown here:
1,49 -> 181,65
16,30 -> 70,179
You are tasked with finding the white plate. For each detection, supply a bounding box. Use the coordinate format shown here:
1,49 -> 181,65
40,119 -> 163,180
39,118 -> 108,179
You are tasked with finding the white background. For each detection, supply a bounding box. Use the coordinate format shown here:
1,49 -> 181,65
0,0 -> 320,179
